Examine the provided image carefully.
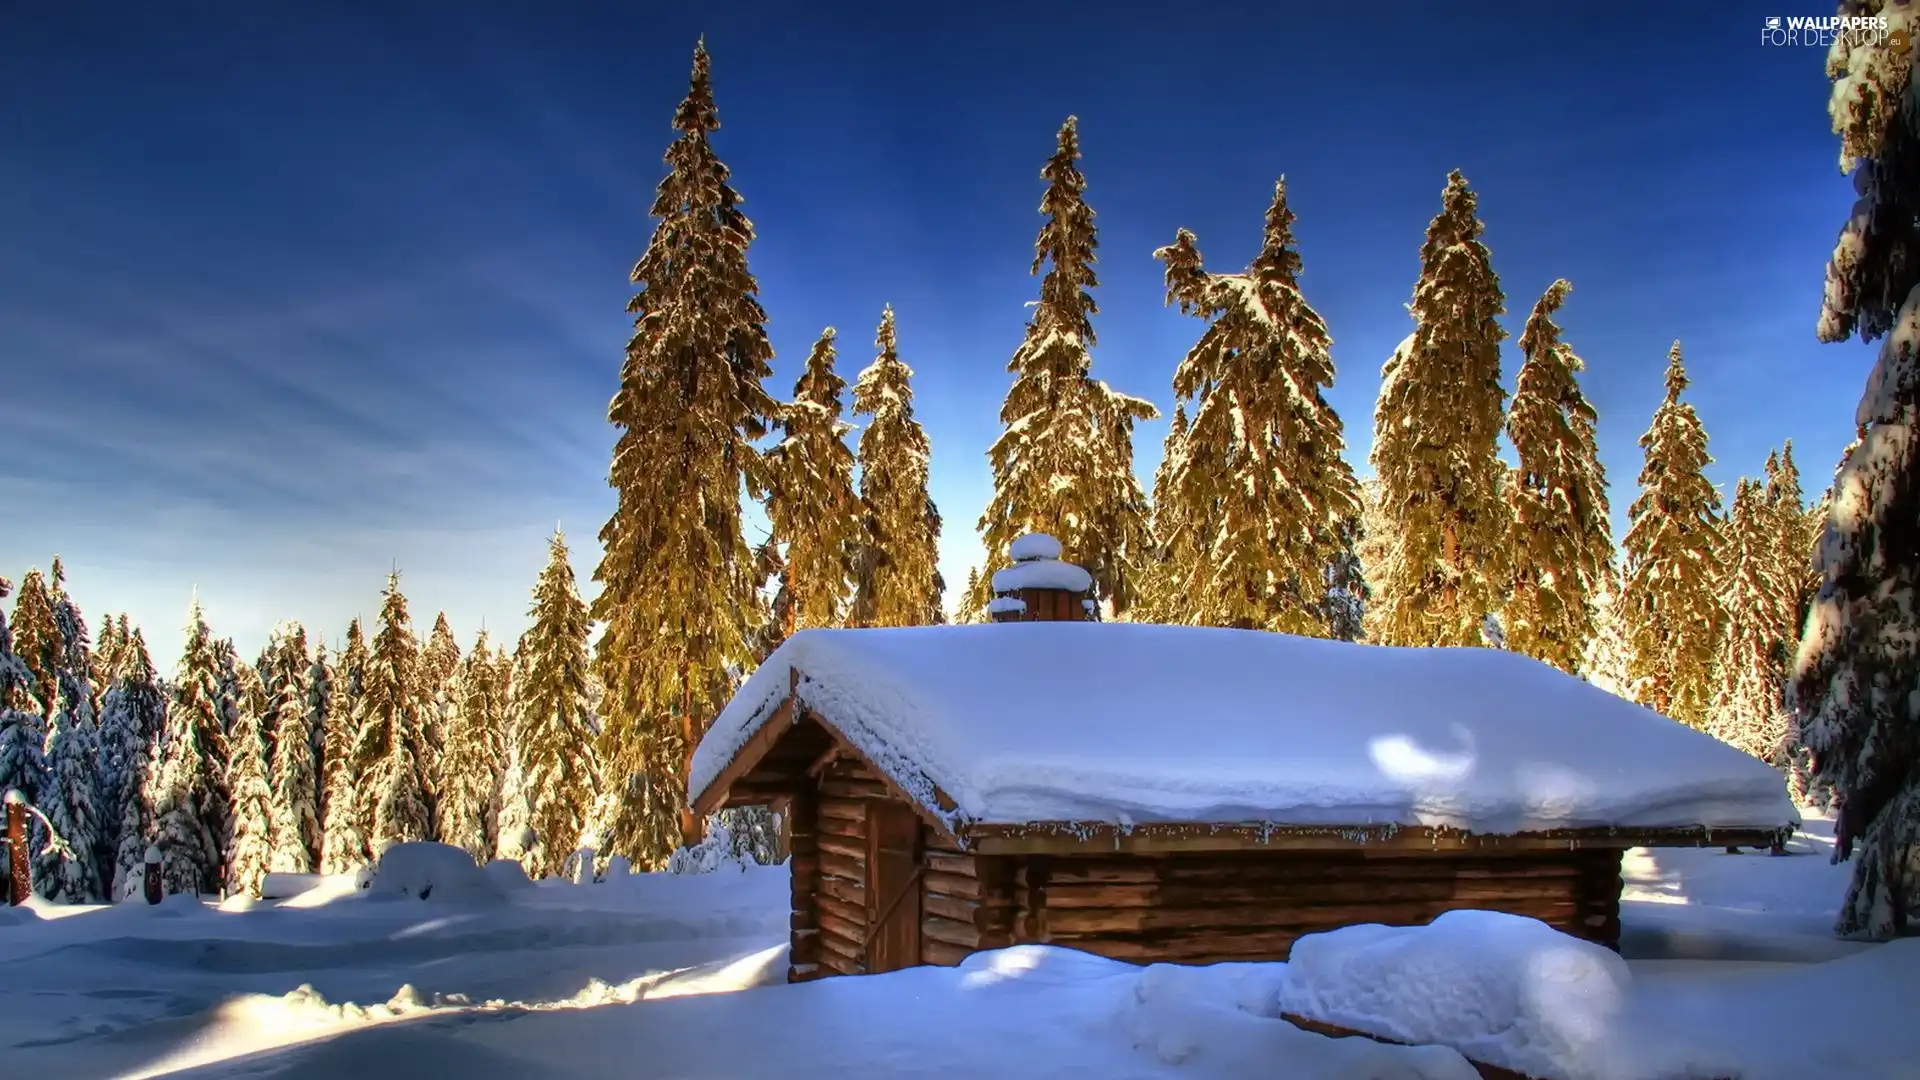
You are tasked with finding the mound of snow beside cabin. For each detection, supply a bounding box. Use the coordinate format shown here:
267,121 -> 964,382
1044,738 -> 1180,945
691,623 -> 1797,833
364,842 -> 508,905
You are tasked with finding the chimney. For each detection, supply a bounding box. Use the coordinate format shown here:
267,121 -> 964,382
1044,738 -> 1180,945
988,533 -> 1096,623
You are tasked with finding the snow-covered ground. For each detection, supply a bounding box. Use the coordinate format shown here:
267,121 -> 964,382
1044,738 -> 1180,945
0,812 -> 1910,1080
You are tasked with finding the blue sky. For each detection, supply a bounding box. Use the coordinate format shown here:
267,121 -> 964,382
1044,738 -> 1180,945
0,2 -> 1878,671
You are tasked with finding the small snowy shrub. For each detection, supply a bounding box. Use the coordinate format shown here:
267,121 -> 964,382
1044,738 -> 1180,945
667,817 -> 768,874
365,842 -> 506,905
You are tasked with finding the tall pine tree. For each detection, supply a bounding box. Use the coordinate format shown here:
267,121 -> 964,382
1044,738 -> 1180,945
152,598 -> 231,895
591,41 -> 780,862
513,533 -> 599,879
1151,180 -> 1361,635
767,327 -> 861,633
10,568 -> 58,723
1140,406 -> 1196,624
1367,171 -> 1512,647
973,117 -> 1157,617
1793,2 -> 1920,938
320,620 -> 369,873
419,611 -> 460,828
439,629 -> 508,863
47,557 -> 96,722
34,669 -> 104,901
1707,478 -> 1796,764
360,574 -> 429,853
224,658 -> 274,898
0,578 -> 45,820
101,627 -> 165,899
1619,343 -> 1725,728
1503,279 -> 1614,673
261,623 -> 320,873
849,306 -> 944,628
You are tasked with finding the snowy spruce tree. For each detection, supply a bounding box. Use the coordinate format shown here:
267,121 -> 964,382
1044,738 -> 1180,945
223,660 -> 275,898
10,568 -> 58,722
1321,513 -> 1370,642
359,574 -> 429,853
1581,569 -> 1636,700
1503,279 -> 1614,673
849,306 -> 945,628
260,623 -> 320,873
1139,406 -> 1196,624
1367,171 -> 1512,647
591,41 -> 780,862
972,116 -> 1157,618
34,671 -> 105,901
955,569 -> 987,625
766,327 -> 861,633
418,611 -> 460,824
100,628 -> 165,899
47,557 -> 96,719
0,578 -> 46,819
1151,180 -> 1361,635
152,599 -> 231,895
1791,1 -> 1920,939
439,629 -> 508,863
513,533 -> 599,879
320,619 -> 368,872
1706,479 -> 1796,764
1619,343 -> 1725,729
1765,442 -> 1821,646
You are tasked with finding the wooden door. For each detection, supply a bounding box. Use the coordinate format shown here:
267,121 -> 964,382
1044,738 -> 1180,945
864,800 -> 923,972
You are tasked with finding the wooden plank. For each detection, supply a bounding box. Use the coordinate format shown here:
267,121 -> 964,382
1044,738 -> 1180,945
817,936 -> 864,976
925,851 -> 977,878
818,872 -> 867,908
819,777 -> 891,801
790,908 -> 818,932
965,822 -> 1792,856
1042,900 -> 1579,936
921,938 -> 974,967
787,963 -> 823,984
1040,857 -> 1588,888
818,891 -> 866,929
865,800 -> 923,974
922,914 -> 984,950
821,850 -> 863,884
1041,879 -> 1577,910
819,799 -> 866,827
922,891 -> 979,925
818,835 -> 864,863
790,927 -> 820,965
820,910 -> 865,946
924,870 -> 982,900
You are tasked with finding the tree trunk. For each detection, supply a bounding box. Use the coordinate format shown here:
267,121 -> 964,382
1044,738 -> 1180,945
5,799 -> 28,906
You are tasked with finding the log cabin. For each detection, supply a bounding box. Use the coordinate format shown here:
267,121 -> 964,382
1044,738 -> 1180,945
688,534 -> 1799,984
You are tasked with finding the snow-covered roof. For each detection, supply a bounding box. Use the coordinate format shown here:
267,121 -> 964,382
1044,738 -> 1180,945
689,623 -> 1798,836
992,559 -> 1092,594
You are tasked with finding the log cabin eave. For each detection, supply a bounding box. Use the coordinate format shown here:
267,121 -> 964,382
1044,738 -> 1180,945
958,821 -> 1796,856
690,667 -> 965,847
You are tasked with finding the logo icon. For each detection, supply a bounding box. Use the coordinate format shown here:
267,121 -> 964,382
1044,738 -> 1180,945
1891,28 -> 1912,53
1765,16 -> 1782,29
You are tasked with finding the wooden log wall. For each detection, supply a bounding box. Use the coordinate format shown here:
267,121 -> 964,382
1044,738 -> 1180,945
786,788 -> 822,983
1005,850 -> 1623,965
917,835 -> 1017,967
810,757 -> 881,978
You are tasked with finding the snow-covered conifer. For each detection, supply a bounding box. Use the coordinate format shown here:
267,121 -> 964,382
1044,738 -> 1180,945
418,611 -> 460,826
1619,343 -> 1725,728
1792,2 -> 1920,937
1503,280 -> 1613,673
1321,513 -> 1369,642
592,41 -> 781,863
439,629 -> 508,863
260,623 -> 320,873
100,628 -> 165,899
1367,171 -> 1511,647
9,568 -> 58,723
223,660 -> 274,898
151,599 -> 231,895
512,533 -> 598,879
767,327 -> 861,632
1706,479 -> 1795,763
360,574 -> 429,852
972,117 -> 1157,618
1581,569 -> 1635,699
1151,181 -> 1360,634
47,558 -> 96,719
1765,443 -> 1820,648
320,621 -> 369,873
33,671 -> 104,901
849,307 -> 945,628
1139,406 -> 1197,624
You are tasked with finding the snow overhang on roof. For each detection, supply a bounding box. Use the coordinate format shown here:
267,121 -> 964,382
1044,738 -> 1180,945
688,623 -> 1800,847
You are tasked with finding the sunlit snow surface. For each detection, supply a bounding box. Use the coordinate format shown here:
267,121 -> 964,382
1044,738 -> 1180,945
691,623 -> 1798,832
0,813 -> 1914,1080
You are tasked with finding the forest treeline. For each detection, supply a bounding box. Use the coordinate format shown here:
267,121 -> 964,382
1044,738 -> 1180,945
3,30 -> 1914,940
